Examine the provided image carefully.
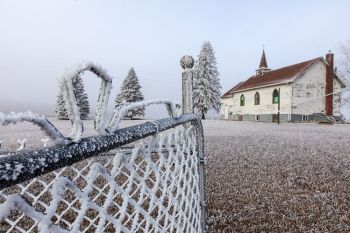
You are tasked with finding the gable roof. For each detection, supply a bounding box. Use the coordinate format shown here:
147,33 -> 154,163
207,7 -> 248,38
221,82 -> 244,98
222,57 -> 322,98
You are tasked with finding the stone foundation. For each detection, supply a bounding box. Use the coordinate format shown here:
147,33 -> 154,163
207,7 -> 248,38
221,113 -> 342,123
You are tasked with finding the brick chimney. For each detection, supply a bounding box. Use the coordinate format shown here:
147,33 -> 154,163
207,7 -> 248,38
325,51 -> 334,115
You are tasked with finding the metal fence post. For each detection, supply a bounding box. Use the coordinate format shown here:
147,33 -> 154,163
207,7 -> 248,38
180,55 -> 194,113
181,55 -> 207,233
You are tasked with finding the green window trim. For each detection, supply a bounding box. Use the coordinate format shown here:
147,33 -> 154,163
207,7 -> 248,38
240,94 -> 245,106
272,89 -> 279,104
254,92 -> 260,105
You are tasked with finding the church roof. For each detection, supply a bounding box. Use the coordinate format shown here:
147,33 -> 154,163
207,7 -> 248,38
221,82 -> 245,98
222,57 -> 322,98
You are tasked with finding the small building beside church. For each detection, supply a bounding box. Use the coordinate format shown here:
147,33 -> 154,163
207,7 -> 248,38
221,50 -> 346,123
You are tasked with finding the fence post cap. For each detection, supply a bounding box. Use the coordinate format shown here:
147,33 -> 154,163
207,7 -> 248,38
180,55 -> 194,69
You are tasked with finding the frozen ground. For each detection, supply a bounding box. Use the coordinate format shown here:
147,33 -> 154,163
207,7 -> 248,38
1,119 -> 350,232
204,120 -> 350,232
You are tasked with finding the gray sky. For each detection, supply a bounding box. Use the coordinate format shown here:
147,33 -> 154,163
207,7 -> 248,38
1,0 -> 350,118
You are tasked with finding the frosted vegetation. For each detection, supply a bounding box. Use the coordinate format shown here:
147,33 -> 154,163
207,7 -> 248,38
56,76 -> 90,120
193,41 -> 221,119
205,120 -> 350,232
114,68 -> 145,119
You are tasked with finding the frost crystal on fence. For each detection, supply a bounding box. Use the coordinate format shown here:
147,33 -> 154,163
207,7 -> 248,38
16,139 -> 27,151
40,138 -> 50,147
0,125 -> 203,233
107,99 -> 176,133
0,112 -> 66,144
60,62 -> 113,142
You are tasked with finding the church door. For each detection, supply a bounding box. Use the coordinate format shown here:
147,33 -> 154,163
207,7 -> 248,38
272,114 -> 279,123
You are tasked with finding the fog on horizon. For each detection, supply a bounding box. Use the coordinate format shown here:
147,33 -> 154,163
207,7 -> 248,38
0,0 -> 350,119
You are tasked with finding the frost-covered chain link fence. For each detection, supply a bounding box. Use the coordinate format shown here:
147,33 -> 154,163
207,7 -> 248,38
0,123 -> 204,233
0,55 -> 206,232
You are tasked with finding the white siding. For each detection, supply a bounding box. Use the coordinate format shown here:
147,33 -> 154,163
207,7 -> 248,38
292,60 -> 325,115
230,84 -> 292,115
220,97 -> 233,119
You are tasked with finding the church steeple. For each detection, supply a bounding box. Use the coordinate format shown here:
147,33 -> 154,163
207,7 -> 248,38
259,49 -> 268,68
256,49 -> 271,76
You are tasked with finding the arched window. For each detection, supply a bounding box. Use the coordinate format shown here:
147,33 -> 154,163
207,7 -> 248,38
254,92 -> 260,105
272,89 -> 279,104
240,94 -> 245,106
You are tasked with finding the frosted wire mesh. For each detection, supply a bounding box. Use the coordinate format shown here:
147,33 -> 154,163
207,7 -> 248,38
0,125 -> 202,233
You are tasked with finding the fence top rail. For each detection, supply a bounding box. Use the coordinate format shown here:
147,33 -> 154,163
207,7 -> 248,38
0,113 -> 202,190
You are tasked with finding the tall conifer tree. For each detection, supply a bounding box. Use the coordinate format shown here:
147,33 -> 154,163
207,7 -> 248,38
194,41 -> 221,119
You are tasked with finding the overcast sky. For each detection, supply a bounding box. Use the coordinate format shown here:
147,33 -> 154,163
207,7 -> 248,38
0,0 -> 350,118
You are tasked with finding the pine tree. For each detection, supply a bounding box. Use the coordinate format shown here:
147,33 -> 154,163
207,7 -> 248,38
74,76 -> 90,120
114,68 -> 145,119
193,41 -> 221,119
55,84 -> 69,120
55,77 -> 90,120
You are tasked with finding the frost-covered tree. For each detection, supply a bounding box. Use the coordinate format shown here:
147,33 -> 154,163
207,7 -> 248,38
74,76 -> 90,119
114,68 -> 145,119
55,77 -> 90,120
194,41 -> 221,119
339,41 -> 350,79
339,41 -> 350,109
55,85 -> 69,120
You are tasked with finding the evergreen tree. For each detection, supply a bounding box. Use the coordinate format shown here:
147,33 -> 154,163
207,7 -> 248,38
55,84 -> 69,120
74,76 -> 90,120
193,41 -> 221,119
114,68 -> 145,119
55,77 -> 90,120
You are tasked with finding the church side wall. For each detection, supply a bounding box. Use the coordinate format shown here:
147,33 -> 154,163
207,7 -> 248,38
231,84 -> 292,116
220,97 -> 234,120
292,61 -> 326,115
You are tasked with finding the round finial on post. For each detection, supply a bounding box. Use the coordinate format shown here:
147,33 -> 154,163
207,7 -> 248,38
180,55 -> 194,114
180,55 -> 194,70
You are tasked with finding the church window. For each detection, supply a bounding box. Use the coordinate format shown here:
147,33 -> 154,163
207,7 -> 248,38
254,92 -> 260,105
240,94 -> 245,106
272,89 -> 279,104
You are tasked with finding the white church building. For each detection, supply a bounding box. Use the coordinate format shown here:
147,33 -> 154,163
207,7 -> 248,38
221,50 -> 346,123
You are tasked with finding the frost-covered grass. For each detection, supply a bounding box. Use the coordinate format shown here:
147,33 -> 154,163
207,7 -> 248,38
204,120 -> 350,232
1,119 -> 350,232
